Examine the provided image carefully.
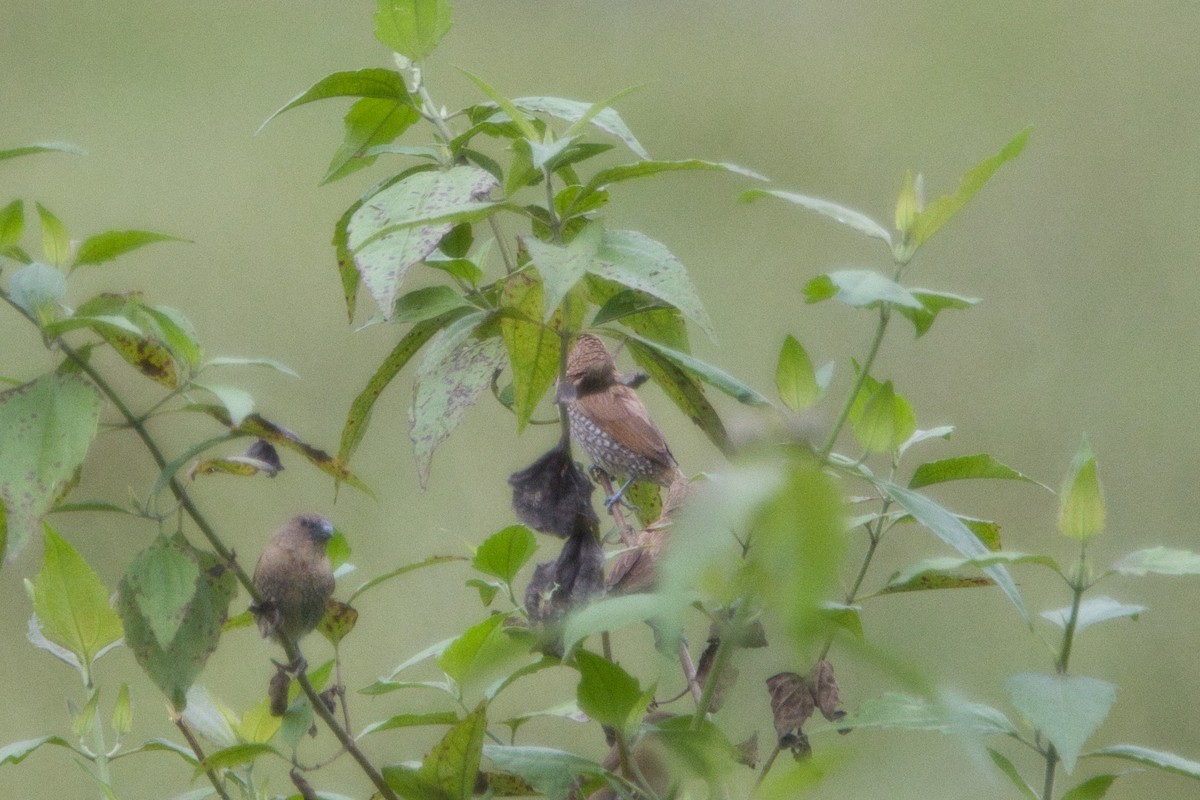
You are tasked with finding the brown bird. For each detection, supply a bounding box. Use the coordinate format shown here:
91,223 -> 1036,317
251,513 -> 335,652
558,334 -> 684,509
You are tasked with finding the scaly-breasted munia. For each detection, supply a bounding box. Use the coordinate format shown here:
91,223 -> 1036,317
251,513 -> 335,646
558,333 -> 684,508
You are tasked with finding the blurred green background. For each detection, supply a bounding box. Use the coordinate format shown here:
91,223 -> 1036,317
3,1 -> 1199,797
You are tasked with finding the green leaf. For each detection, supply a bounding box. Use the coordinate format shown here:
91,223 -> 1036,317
895,289 -> 979,337
825,692 -> 1016,736
143,305 -> 202,370
1060,774 -> 1119,800
1111,547 -> 1200,576
111,683 -> 133,736
574,650 -> 644,733
419,703 -> 486,800
775,335 -> 819,412
473,525 -> 537,584
739,189 -> 892,247
196,742 -> 279,776
348,166 -> 499,316
72,230 -> 187,268
897,425 -> 955,459
590,229 -> 714,339
323,97 -> 421,185
1058,435 -> 1105,541
8,261 -> 66,322
1041,596 -> 1145,632
512,96 -> 651,159
986,748 -> 1038,800
32,525 -> 124,666
0,735 -> 76,767
562,593 -> 667,654
499,271 -> 561,431
202,356 -> 298,377
124,535 -> 201,648
349,555 -> 465,605
392,285 -> 470,324
914,127 -> 1031,247
339,308 -> 470,468
0,200 -> 24,249
359,711 -> 460,737
459,71 -> 539,141
614,332 -> 769,406
195,383 -> 254,427
0,142 -> 84,161
374,0 -> 453,61
118,539 -> 238,710
875,480 -> 1027,621
1085,744 -> 1200,780
410,319 -> 506,487
586,273 -> 689,350
0,373 -> 103,560
884,552 -> 1061,594
1005,673 -> 1115,773
820,601 -> 864,639
235,697 -> 282,745
894,170 -> 922,239
35,204 -> 70,266
803,270 -> 923,309
625,340 -> 732,457
482,744 -> 640,800
581,159 -> 765,206
523,222 -> 602,321
259,68 -> 411,131
849,380 -> 915,453
437,614 -> 507,685
385,765 -> 454,800
909,453 -> 1050,490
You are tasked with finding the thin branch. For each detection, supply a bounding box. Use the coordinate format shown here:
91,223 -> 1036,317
174,716 -> 233,800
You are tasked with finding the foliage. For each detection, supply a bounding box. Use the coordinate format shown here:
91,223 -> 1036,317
2,3 -> 1199,800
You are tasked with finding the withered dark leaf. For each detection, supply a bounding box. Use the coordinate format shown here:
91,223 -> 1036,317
317,599 -> 359,646
509,443 -> 599,539
268,667 -> 291,717
808,659 -> 842,722
766,672 -> 815,743
735,732 -> 760,769
606,525 -> 668,594
245,439 -> 283,475
525,531 -> 605,628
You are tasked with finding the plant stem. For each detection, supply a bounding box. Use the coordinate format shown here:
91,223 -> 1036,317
690,634 -> 733,731
751,743 -> 784,796
1041,545 -> 1088,800
174,716 -> 233,800
817,304 -> 891,462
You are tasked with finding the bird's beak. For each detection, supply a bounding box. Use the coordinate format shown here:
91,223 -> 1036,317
316,518 -> 335,540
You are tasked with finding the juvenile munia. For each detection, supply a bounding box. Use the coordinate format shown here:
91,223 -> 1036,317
559,334 -> 684,508
251,513 -> 335,648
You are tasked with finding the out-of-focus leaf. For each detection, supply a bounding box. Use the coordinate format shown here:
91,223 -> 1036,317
32,525 -> 123,666
0,735 -> 77,767
8,261 -> 66,322
473,525 -> 538,584
823,692 -> 1016,736
574,650 -> 644,734
1085,744 -> 1200,780
1111,547 -> 1200,576
895,289 -> 979,337
374,0 -> 453,62
0,373 -> 103,561
111,683 -> 133,736
410,317 -> 505,487
0,200 -> 24,249
348,166 -> 499,316
1060,774 -> 1120,800
589,229 -> 714,339
0,142 -> 85,161
897,425 -> 955,459
1059,435 -> 1105,541
323,97 -> 421,185
1006,673 -> 1116,773
914,127 -> 1031,247
195,742 -> 279,776
72,230 -> 187,268
1041,596 -> 1145,632
849,380 -> 915,454
820,602 -> 863,639
202,357 -> 297,377
740,189 -> 892,247
195,384 -> 254,427
909,453 -> 1049,490
482,744 -> 640,800
359,711 -> 459,737
803,270 -> 922,309
562,593 -> 666,654
392,286 -> 471,324
580,159 -> 766,206
36,203 -> 70,266
986,748 -> 1039,800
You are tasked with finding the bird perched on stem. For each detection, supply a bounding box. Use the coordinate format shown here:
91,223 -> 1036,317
251,513 -> 335,660
558,334 -> 685,510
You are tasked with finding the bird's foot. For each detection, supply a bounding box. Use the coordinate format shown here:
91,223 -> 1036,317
271,655 -> 308,676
